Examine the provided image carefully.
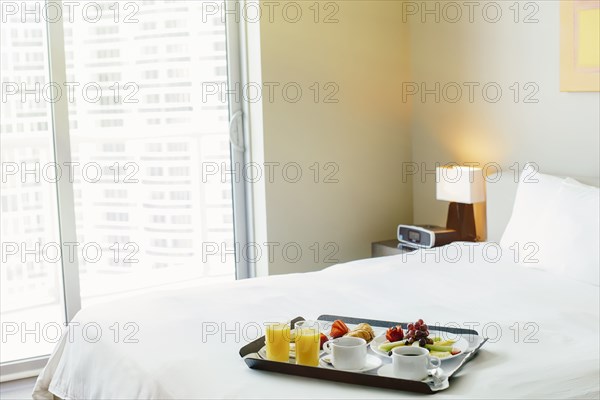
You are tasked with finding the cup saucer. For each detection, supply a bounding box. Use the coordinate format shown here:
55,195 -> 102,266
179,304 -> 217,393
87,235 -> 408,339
377,364 -> 448,387
319,354 -> 382,372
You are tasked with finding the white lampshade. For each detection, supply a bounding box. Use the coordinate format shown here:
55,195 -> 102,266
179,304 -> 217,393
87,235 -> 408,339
436,166 -> 486,204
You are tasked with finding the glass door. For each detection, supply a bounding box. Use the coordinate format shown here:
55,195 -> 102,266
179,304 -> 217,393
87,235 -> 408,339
61,1 -> 238,307
1,0 -> 246,371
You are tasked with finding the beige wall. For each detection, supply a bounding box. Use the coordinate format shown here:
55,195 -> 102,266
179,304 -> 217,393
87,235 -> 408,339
254,1 -> 599,274
407,1 -> 600,236
257,1 -> 413,275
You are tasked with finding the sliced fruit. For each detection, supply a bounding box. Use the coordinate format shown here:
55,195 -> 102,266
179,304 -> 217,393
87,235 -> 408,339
378,340 -> 405,352
436,339 -> 456,347
432,337 -> 442,342
450,348 -> 462,356
385,325 -> 404,342
429,350 -> 451,358
425,344 -> 453,352
319,333 -> 328,350
330,320 -> 349,339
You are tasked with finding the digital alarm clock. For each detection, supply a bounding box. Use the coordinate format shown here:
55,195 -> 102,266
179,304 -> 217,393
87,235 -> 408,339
397,225 -> 459,248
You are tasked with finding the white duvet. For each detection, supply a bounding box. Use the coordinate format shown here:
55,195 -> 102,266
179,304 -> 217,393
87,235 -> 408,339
33,243 -> 600,399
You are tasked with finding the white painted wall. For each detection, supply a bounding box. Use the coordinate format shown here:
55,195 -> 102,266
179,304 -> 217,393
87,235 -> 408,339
407,1 -> 600,237
256,1 -> 413,275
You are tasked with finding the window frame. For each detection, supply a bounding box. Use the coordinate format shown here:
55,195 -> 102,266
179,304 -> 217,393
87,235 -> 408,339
225,0 -> 253,280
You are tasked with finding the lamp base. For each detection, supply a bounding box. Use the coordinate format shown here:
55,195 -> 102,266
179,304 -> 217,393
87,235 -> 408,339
446,202 -> 477,242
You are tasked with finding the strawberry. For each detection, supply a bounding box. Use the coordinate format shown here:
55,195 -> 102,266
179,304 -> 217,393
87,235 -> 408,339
386,325 -> 404,342
329,319 -> 349,338
450,348 -> 461,356
319,333 -> 328,350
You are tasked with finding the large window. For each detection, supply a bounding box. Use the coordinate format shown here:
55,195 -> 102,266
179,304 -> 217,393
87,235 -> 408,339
1,0 -> 246,367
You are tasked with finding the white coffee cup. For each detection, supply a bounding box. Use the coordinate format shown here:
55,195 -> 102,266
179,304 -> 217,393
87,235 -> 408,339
392,346 -> 441,381
323,337 -> 367,370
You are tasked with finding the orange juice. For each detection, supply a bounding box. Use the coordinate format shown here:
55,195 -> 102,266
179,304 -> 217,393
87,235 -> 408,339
295,327 -> 320,366
265,323 -> 290,362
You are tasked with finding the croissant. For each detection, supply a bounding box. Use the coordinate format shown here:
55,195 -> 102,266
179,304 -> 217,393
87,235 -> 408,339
344,323 -> 375,343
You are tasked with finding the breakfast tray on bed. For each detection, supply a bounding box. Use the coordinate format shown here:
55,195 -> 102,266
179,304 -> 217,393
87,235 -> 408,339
239,314 -> 487,394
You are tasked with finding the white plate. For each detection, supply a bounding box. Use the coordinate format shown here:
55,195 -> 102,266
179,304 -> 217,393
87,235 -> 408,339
319,354 -> 382,372
377,364 -> 449,390
370,333 -> 470,361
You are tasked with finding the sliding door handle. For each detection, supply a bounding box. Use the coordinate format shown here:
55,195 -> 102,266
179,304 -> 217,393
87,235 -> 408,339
229,110 -> 244,153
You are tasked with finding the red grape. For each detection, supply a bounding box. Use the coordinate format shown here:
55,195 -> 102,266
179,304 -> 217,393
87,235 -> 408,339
405,319 -> 431,344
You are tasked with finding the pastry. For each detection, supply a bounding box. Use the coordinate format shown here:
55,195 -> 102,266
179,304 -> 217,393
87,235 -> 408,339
345,323 -> 375,343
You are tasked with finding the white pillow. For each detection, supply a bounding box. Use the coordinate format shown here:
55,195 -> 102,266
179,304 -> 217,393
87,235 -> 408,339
500,164 -> 564,254
536,178 -> 599,286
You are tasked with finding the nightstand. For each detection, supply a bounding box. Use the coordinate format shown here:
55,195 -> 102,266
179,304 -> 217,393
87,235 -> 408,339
371,239 -> 417,258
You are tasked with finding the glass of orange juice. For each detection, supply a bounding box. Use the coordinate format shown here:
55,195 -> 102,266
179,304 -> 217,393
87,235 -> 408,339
294,320 -> 320,367
265,322 -> 291,362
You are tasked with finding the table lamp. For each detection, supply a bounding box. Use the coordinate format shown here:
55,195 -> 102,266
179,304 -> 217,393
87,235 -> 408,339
436,166 -> 486,241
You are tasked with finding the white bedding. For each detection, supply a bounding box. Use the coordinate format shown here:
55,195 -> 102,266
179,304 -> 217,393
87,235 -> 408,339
33,243 -> 600,399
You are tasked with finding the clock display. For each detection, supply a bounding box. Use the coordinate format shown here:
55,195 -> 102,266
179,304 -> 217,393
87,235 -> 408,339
408,230 -> 421,242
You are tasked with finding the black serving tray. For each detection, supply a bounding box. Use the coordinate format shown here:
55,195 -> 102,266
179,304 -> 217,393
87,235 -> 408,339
239,314 -> 487,394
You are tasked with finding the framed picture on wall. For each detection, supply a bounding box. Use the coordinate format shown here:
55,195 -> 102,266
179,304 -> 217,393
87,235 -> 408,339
560,0 -> 600,91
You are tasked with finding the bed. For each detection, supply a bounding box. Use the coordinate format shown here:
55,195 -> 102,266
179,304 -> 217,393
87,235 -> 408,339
33,168 -> 600,399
